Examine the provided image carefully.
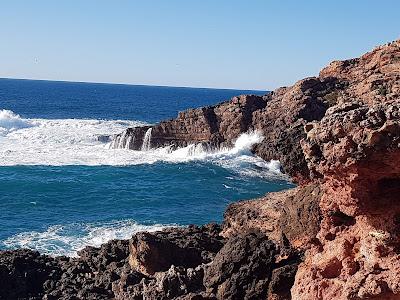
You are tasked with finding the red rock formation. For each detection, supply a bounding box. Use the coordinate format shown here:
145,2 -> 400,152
222,183 -> 322,250
292,40 -> 400,300
2,39 -> 399,300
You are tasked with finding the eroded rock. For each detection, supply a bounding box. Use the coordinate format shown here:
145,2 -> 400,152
222,183 -> 322,249
128,224 -> 224,276
293,40 -> 400,300
204,231 -> 300,300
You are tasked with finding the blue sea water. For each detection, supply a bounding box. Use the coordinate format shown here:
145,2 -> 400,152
0,78 -> 292,256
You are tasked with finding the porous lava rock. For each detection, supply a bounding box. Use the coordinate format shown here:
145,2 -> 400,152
0,249 -> 60,300
292,40 -> 400,300
203,231 -> 300,300
128,224 -> 225,276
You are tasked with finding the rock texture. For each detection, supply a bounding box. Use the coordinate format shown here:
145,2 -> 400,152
109,39 -> 400,299
1,39 -> 399,299
110,94 -> 267,150
204,231 -> 300,300
222,183 -> 322,249
0,225 -> 299,300
110,80 -> 343,181
292,41 -> 400,299
128,224 -> 224,276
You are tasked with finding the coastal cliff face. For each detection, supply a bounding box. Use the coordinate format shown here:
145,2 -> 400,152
110,79 -> 341,181
292,40 -> 400,299
1,40 -> 399,299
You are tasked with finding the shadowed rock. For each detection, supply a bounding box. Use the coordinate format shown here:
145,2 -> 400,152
128,224 -> 224,276
203,231 -> 300,300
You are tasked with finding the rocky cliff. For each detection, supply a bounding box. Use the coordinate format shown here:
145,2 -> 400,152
292,40 -> 400,299
1,39 -> 399,299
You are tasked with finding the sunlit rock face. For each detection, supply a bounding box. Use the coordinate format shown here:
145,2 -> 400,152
109,94 -> 268,150
293,40 -> 400,300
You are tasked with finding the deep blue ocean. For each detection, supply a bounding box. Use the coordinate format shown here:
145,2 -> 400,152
0,78 -> 292,256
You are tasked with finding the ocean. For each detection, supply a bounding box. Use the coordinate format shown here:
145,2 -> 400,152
0,78 -> 292,256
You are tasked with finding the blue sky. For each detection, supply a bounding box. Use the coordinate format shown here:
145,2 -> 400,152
1,1 -> 399,90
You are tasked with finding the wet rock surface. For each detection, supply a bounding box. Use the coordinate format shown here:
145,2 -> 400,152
110,94 -> 268,151
1,39 -> 399,299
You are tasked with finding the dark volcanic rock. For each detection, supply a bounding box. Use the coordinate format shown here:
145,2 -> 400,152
267,264 -> 298,300
44,239 -> 131,299
252,77 -> 344,182
129,224 -> 224,276
203,231 -> 300,300
133,265 -> 205,300
0,249 -> 60,300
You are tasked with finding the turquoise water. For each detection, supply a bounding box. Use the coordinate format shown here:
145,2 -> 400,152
0,79 -> 292,256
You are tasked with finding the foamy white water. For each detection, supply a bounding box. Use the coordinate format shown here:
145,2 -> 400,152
0,109 -> 284,178
2,220 -> 168,257
0,109 -> 288,257
0,109 -> 33,135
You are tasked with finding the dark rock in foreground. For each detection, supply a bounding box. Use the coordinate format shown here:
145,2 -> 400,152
0,225 -> 299,300
204,232 -> 300,300
128,224 -> 224,276
0,249 -> 60,300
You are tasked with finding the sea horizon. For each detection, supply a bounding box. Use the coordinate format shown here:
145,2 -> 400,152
0,77 -> 267,93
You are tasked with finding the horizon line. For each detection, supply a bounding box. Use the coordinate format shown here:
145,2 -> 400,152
0,77 -> 267,93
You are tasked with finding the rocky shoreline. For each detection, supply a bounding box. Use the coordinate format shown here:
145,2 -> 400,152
1,39 -> 399,299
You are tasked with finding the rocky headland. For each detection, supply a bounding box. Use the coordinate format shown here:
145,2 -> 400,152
1,39 -> 399,299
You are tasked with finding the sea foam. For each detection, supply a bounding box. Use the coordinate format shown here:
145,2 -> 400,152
2,220 -> 168,257
0,109 -> 33,135
0,109 -> 284,179
0,110 -> 286,257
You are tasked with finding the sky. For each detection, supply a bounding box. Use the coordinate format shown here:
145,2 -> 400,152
1,1 -> 399,90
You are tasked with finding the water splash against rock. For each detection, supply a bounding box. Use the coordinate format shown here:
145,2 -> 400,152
141,128 -> 152,151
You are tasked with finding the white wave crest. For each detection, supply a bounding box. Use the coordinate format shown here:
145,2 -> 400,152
0,109 -> 283,179
2,220 -> 168,257
0,109 -> 33,135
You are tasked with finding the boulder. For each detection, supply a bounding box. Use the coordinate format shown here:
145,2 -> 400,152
128,224 -> 224,276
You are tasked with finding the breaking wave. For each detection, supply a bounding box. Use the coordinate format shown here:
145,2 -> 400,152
2,220 -> 168,257
0,109 -> 284,179
0,109 -> 33,135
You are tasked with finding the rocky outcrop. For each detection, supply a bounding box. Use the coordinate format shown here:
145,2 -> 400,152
292,40 -> 400,299
203,231 -> 300,300
110,79 -> 343,181
222,183 -> 322,249
292,101 -> 400,299
0,249 -> 60,300
110,94 -> 268,150
128,224 -> 224,276
1,39 -> 399,299
0,225 -> 299,300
